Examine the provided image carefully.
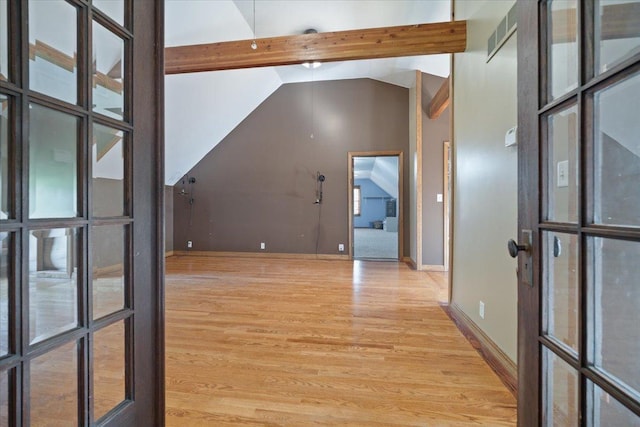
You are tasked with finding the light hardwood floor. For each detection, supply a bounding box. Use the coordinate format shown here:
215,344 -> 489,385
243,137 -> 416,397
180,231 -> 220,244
165,256 -> 517,426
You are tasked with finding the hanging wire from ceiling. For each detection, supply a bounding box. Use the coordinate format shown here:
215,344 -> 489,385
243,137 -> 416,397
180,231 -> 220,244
251,0 -> 258,50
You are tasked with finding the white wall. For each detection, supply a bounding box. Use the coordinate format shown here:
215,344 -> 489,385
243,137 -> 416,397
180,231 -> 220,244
452,0 -> 518,362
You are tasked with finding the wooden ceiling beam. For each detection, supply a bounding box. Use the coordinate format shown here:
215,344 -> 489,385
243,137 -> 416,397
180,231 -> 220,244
165,20 -> 467,75
427,76 -> 450,119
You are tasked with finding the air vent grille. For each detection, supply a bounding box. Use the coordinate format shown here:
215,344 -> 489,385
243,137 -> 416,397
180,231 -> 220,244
487,3 -> 517,62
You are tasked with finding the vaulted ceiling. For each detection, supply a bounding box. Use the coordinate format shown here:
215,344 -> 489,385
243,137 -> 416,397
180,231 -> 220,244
164,0 -> 452,184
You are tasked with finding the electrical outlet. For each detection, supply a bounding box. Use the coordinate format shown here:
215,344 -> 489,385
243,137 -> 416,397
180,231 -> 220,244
338,243 -> 345,252
479,301 -> 485,319
260,242 -> 266,250
187,241 -> 192,248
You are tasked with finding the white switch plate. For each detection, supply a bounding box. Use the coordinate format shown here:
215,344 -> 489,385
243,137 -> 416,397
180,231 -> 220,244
260,242 -> 266,250
557,160 -> 569,188
187,241 -> 192,248
436,193 -> 443,203
338,243 -> 345,252
479,301 -> 485,319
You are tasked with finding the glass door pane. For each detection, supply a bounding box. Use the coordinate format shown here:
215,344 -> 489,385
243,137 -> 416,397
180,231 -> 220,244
92,124 -> 125,217
545,104 -> 579,223
0,232 -> 10,356
592,70 -> 640,227
29,228 -> 79,344
588,381 -> 640,426
548,0 -> 579,100
30,340 -> 78,426
0,368 -> 8,425
595,0 -> 640,74
0,93 -> 10,220
28,104 -> 79,219
588,237 -> 640,398
92,225 -> 126,320
93,22 -> 125,120
93,320 -> 127,421
28,0 -> 78,104
0,0 -> 7,82
543,347 -> 580,426
543,231 -> 579,354
94,0 -> 125,27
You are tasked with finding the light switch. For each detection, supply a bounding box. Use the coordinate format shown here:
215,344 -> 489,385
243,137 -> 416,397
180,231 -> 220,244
436,193 -> 443,203
557,160 -> 569,188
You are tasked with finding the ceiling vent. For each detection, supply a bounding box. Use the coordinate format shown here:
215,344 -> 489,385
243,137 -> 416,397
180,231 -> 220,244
487,3 -> 517,62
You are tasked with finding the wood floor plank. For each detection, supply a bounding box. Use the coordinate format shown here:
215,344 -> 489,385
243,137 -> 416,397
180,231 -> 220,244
165,256 -> 516,425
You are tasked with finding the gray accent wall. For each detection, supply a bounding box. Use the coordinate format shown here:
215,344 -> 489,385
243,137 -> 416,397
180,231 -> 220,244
173,79 -> 410,255
164,185 -> 174,252
421,73 -> 449,267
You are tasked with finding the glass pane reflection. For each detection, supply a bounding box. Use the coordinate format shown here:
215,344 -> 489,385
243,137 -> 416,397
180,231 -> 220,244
546,104 -> 579,223
0,94 -> 9,220
30,340 -> 78,426
588,381 -> 640,426
0,369 -> 9,426
543,232 -> 579,354
93,321 -> 126,421
542,347 -> 580,426
93,22 -> 124,120
588,237 -> 640,398
595,0 -> 640,74
94,0 -> 125,27
29,104 -> 79,219
548,0 -> 579,100
92,124 -> 124,217
29,228 -> 78,344
28,0 -> 78,104
593,71 -> 640,227
0,233 -> 9,356
92,225 -> 125,320
0,0 -> 8,81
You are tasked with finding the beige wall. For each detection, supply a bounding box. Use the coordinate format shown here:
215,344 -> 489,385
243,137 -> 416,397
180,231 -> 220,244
452,0 -> 518,362
409,79 -> 418,264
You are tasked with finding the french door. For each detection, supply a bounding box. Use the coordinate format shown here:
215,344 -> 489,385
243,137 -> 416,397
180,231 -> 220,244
0,0 -> 164,425
517,0 -> 640,425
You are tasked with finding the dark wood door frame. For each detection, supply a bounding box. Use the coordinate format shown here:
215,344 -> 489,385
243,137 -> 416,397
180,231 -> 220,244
516,1 -> 541,424
517,1 -> 640,424
0,1 -> 165,425
131,1 -> 166,425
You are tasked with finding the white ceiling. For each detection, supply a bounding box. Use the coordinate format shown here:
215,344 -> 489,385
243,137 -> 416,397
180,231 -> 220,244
164,0 -> 451,184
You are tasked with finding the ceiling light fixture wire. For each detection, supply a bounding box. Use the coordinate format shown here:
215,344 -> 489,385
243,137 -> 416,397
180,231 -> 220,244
251,0 -> 257,50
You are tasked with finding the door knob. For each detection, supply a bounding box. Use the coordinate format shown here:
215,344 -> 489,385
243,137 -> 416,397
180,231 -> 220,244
553,236 -> 562,257
507,239 -> 529,258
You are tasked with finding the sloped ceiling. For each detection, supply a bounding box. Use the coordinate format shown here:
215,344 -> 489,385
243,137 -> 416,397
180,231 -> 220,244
354,157 -> 399,199
165,0 -> 451,184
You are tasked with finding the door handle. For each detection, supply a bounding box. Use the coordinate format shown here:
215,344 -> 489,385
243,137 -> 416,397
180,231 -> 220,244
553,236 -> 562,257
507,239 -> 529,258
509,230 -> 533,287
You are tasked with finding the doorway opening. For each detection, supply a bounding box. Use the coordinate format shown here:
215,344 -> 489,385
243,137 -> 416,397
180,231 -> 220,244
348,152 -> 403,260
